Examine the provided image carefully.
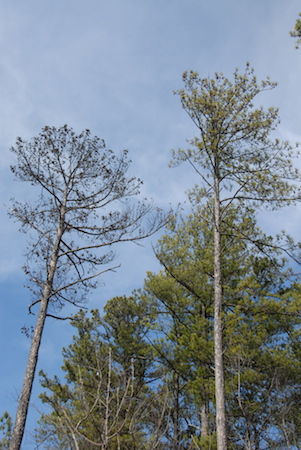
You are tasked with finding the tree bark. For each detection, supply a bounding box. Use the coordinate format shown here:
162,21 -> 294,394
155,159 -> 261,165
173,372 -> 180,450
213,175 -> 227,450
9,198 -> 66,450
201,304 -> 209,439
201,400 -> 209,438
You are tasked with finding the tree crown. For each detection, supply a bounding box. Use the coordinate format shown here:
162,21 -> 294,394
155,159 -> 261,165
172,65 -> 301,209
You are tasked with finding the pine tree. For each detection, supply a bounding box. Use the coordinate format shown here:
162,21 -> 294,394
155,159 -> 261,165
36,306 -> 173,450
146,197 -> 301,448
37,310 -> 148,449
8,125 -> 168,450
171,65 -> 301,449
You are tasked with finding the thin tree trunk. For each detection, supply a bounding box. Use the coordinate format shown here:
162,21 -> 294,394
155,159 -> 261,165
70,428 -> 81,450
9,198 -> 66,450
200,305 -> 209,439
173,372 -> 180,450
213,175 -> 227,450
201,401 -> 209,438
104,347 -> 112,450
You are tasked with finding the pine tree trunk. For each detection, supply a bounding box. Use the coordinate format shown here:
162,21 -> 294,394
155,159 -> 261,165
173,373 -> 180,450
201,401 -> 209,437
9,297 -> 49,450
9,198 -> 66,450
213,175 -> 227,450
201,304 -> 209,439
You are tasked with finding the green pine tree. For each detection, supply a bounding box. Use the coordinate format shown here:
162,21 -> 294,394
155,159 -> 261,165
0,413 -> 13,450
171,65 -> 301,450
145,197 -> 301,449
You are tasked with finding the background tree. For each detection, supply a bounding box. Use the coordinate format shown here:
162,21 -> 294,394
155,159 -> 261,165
146,194 -> 301,448
38,312 -> 145,450
145,272 -> 202,449
99,296 -> 173,449
100,293 -> 157,389
0,412 -> 12,450
8,125 -> 168,450
36,308 -> 172,450
171,65 -> 301,449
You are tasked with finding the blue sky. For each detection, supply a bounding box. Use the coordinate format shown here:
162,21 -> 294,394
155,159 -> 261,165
1,1 -> 301,448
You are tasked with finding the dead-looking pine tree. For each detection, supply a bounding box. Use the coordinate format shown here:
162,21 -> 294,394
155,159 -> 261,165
7,125 -> 169,450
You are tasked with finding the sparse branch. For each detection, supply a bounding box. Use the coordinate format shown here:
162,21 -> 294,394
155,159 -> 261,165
50,265 -> 121,299
185,152 -> 214,189
28,299 -> 41,315
58,226 -> 166,259
6,205 -> 55,247
45,314 -> 76,320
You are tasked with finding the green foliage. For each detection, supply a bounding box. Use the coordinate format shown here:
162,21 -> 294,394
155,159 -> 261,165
290,12 -> 301,48
36,306 -> 172,449
172,64 -> 300,210
0,412 -> 12,450
36,207 -> 301,448
171,65 -> 301,450
192,432 -> 217,450
146,196 -> 301,448
100,293 -> 157,385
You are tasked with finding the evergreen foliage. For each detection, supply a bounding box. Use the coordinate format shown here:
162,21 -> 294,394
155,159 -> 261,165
290,12 -> 301,48
0,413 -> 12,450
36,199 -> 301,449
171,64 -> 301,450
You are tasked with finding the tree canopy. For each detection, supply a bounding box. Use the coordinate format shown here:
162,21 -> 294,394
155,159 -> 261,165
35,195 -> 301,449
